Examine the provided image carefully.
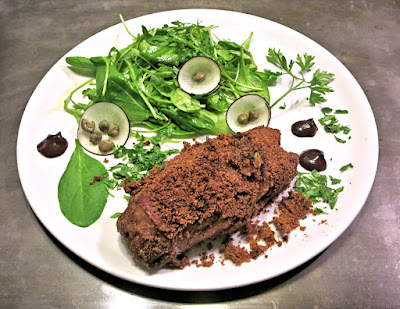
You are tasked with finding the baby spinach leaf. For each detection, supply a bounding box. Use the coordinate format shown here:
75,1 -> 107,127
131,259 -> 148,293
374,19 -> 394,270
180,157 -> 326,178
58,140 -> 109,227
170,88 -> 201,112
206,91 -> 230,111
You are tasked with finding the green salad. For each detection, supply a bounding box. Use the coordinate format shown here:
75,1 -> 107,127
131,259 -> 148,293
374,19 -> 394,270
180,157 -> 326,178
64,17 -> 334,139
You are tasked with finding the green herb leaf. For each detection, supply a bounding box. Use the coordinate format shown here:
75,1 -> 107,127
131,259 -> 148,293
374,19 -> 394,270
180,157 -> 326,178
340,163 -> 354,172
315,207 -> 328,215
294,170 -> 343,209
267,50 -> 334,108
296,53 -> 315,73
318,109 -> 351,140
321,107 -> 333,114
170,88 -> 201,112
329,176 -> 342,185
58,140 -> 109,227
334,135 -> 346,143
110,212 -> 122,218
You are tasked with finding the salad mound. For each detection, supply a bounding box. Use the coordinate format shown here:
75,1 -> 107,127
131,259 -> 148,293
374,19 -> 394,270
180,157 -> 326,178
65,20 -> 282,138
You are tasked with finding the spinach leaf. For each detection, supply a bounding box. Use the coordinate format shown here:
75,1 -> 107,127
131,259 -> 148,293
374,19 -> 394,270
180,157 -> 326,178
170,88 -> 201,112
95,65 -> 155,123
58,140 -> 109,227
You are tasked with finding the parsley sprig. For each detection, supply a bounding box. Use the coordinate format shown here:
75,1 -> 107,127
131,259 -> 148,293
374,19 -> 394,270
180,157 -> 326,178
267,49 -> 335,108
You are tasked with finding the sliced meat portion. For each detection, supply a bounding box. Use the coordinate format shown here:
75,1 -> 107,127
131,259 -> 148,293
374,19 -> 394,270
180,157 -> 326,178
117,126 -> 299,268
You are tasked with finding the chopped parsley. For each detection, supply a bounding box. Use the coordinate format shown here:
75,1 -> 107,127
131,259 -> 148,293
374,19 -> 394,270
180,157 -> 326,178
340,163 -> 354,172
294,170 -> 344,209
314,207 -> 328,215
335,109 -> 349,114
329,176 -> 342,185
110,212 -> 122,219
319,107 -> 351,143
106,134 -> 179,189
334,135 -> 347,143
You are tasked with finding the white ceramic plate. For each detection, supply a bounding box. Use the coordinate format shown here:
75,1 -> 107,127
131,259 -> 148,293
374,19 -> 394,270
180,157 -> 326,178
17,9 -> 378,291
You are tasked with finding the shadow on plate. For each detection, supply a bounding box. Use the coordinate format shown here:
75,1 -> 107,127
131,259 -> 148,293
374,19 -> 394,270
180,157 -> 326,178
34,212 -> 323,303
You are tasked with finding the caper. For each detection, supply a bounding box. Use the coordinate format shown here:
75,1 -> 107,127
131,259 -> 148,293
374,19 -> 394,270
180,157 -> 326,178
98,139 -> 115,153
99,120 -> 110,133
193,71 -> 206,83
249,109 -> 259,121
237,113 -> 250,125
107,123 -> 120,137
89,131 -> 102,145
81,118 -> 95,133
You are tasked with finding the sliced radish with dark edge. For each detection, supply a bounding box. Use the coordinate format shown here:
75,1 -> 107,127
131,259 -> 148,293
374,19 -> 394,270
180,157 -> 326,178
178,56 -> 221,95
77,102 -> 130,155
226,94 -> 271,133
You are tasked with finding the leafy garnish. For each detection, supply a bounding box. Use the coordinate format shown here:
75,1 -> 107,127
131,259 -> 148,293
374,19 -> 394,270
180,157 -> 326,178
315,207 -> 328,215
329,176 -> 342,185
108,134 -> 179,188
266,48 -> 334,108
294,170 -> 344,209
110,212 -> 122,218
340,163 -> 354,172
334,135 -> 346,143
58,140 -> 109,227
318,107 -> 351,143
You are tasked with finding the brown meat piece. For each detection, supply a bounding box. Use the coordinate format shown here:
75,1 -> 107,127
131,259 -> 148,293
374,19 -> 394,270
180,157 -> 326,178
117,126 -> 299,268
272,191 -> 314,234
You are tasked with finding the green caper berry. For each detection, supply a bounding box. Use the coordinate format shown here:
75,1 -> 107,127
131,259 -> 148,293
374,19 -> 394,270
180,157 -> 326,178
81,118 -> 95,133
249,109 -> 259,121
98,139 -> 115,153
107,123 -> 120,137
99,120 -> 110,133
89,131 -> 102,145
193,71 -> 206,82
237,113 -> 250,125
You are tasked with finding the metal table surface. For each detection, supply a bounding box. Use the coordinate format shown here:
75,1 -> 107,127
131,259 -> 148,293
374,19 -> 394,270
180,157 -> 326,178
1,0 -> 399,308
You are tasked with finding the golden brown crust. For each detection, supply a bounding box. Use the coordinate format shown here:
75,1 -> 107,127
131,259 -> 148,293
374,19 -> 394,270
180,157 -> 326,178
117,126 -> 299,268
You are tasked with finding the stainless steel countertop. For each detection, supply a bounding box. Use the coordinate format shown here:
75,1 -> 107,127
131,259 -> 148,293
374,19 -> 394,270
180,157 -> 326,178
1,1 -> 399,308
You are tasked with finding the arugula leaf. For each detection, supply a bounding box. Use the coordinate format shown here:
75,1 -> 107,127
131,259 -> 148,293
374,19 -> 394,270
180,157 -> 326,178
58,140 -> 109,227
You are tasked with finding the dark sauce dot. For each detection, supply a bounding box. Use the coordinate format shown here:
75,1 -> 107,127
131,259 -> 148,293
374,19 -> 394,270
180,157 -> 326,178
299,149 -> 327,172
37,132 -> 68,158
291,118 -> 318,137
